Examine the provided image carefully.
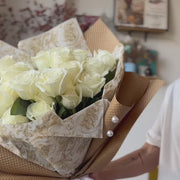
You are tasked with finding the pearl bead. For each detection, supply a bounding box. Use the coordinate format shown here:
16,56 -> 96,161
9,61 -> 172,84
111,116 -> 119,124
107,130 -> 114,137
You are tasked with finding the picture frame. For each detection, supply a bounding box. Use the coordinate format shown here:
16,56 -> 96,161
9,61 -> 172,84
114,0 -> 168,32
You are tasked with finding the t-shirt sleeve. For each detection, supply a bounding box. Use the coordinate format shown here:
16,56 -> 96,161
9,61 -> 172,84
146,107 -> 164,147
146,85 -> 172,147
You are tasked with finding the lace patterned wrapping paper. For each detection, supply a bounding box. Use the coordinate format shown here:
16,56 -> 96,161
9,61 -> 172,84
0,18 -> 124,176
18,18 -> 89,56
0,40 -> 30,62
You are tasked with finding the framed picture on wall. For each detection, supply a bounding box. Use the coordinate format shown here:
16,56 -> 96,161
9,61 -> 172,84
114,0 -> 168,32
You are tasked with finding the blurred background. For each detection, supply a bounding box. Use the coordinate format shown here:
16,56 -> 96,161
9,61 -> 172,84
0,0 -> 180,179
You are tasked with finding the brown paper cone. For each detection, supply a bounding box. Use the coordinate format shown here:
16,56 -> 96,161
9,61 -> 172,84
73,72 -> 163,178
86,76 -> 163,174
0,145 -> 61,178
0,173 -> 63,180
0,19 -> 164,180
84,19 -> 120,52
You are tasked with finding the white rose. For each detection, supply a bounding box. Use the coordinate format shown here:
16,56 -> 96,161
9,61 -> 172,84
26,101 -> 53,121
10,70 -> 40,100
0,56 -> 16,77
1,62 -> 32,83
1,108 -> 28,125
85,50 -> 116,76
95,50 -> 116,71
36,68 -> 67,97
61,85 -> 82,109
56,61 -> 83,84
49,47 -> 73,68
34,92 -> 55,106
0,83 -> 18,117
72,49 -> 89,62
78,73 -> 105,98
31,50 -> 51,70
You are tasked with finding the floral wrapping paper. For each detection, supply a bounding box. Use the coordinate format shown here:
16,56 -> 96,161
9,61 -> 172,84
0,18 -> 124,176
18,18 -> 89,56
0,40 -> 30,62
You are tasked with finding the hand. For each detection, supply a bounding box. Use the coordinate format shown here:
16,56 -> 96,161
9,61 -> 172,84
89,173 -> 100,180
89,172 -> 112,180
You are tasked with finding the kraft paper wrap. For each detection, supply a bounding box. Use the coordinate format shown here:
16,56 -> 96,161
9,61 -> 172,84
0,19 -> 164,180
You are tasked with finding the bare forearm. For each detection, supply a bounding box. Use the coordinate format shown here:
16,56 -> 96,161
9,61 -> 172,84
90,143 -> 160,180
98,149 -> 156,179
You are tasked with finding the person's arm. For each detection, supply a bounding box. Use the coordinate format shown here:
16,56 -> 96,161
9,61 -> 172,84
89,143 -> 160,180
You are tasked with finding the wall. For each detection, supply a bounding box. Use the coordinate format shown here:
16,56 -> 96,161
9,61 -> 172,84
76,0 -> 180,180
0,0 -> 70,45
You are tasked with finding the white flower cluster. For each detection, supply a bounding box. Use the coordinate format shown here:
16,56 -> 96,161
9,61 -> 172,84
0,47 -> 117,124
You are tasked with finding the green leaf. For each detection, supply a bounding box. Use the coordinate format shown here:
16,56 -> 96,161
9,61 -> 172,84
10,97 -> 32,116
105,69 -> 116,84
58,106 -> 67,118
55,95 -> 62,105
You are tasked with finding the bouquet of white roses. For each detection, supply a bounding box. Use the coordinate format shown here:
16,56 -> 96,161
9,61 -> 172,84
0,46 -> 118,124
0,18 -> 125,177
0,18 -> 163,180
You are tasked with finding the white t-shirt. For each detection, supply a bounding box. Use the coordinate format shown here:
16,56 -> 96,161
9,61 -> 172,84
146,79 -> 180,180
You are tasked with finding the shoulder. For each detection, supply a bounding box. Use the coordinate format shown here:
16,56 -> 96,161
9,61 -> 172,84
166,79 -> 180,99
168,79 -> 180,91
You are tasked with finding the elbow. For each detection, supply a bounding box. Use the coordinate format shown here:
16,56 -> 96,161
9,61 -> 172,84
139,143 -> 160,172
